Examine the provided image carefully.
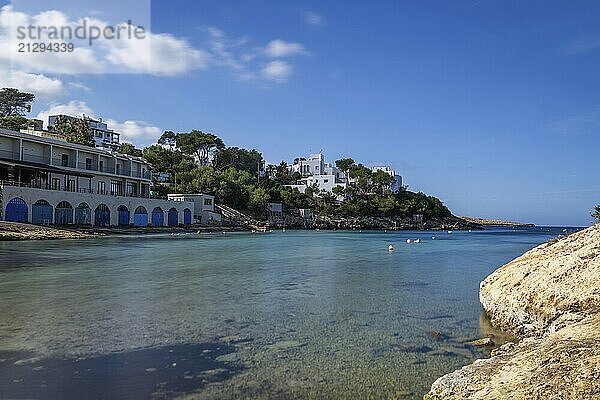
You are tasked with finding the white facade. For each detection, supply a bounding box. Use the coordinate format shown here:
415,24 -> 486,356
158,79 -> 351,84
372,166 -> 403,193
286,152 -> 347,198
0,128 -> 193,227
167,193 -> 221,225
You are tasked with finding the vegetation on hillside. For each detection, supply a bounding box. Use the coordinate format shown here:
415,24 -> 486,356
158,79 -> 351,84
0,87 -> 454,221
137,131 -> 453,221
592,205 -> 600,223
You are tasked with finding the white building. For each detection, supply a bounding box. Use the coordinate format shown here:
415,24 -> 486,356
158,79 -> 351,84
0,128 -> 194,227
286,152 -> 347,198
48,114 -> 121,151
167,193 -> 221,225
372,166 -> 403,193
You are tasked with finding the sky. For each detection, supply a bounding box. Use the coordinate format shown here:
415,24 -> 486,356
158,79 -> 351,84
1,0 -> 599,226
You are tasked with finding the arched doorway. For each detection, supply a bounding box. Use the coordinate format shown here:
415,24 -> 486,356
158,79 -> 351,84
75,203 -> 92,225
133,206 -> 148,227
117,205 -> 130,226
151,207 -> 164,226
167,208 -> 178,227
55,201 -> 73,225
94,204 -> 110,227
183,208 -> 192,225
5,198 -> 28,223
32,200 -> 53,225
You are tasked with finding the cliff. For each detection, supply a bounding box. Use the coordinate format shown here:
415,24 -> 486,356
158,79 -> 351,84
426,224 -> 600,399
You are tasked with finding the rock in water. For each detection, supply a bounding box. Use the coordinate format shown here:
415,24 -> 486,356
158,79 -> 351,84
426,224 -> 600,400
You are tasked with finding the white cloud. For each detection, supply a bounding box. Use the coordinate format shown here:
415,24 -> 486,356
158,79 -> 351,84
302,11 -> 325,27
1,6 -> 209,76
262,60 -> 293,82
105,119 -> 162,146
36,101 -> 161,147
0,70 -> 64,96
101,23 -> 210,76
264,39 -> 307,58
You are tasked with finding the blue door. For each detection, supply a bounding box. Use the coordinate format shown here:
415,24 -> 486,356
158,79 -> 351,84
133,207 -> 148,227
167,208 -> 178,226
95,204 -> 110,227
151,208 -> 164,226
75,203 -> 92,225
54,201 -> 73,225
5,198 -> 28,222
183,208 -> 192,225
118,206 -> 130,226
32,200 -> 53,225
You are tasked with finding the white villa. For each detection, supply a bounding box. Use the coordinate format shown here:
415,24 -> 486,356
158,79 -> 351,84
0,127 -> 194,227
285,152 -> 348,197
371,165 -> 403,192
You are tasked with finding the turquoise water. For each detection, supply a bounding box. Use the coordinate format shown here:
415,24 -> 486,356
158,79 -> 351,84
0,227 -> 572,399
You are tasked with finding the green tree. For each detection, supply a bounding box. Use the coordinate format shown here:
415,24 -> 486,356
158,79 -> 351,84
371,170 -> 395,195
51,115 -> 95,147
248,187 -> 270,218
275,161 -> 293,184
0,88 -> 35,116
348,163 -> 372,196
176,130 -> 225,166
214,147 -> 263,174
158,130 -> 177,149
119,142 -> 143,157
335,158 -> 355,180
0,115 -> 29,131
592,205 -> 600,223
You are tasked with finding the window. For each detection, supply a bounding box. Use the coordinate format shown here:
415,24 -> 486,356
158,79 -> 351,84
126,182 -> 137,197
85,158 -> 92,170
324,179 -> 329,183
97,181 -> 105,194
116,164 -> 120,174
204,198 -> 212,206
51,178 -> 60,190
67,179 -> 76,192
61,154 -> 69,167
99,160 -> 104,172
111,180 -> 123,196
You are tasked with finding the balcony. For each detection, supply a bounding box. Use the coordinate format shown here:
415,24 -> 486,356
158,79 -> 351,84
0,180 -> 150,199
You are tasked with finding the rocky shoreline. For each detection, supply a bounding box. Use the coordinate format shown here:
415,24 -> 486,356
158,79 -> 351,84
459,216 -> 535,227
425,224 -> 600,399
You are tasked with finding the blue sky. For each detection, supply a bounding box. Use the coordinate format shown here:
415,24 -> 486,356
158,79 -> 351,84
2,0 -> 600,226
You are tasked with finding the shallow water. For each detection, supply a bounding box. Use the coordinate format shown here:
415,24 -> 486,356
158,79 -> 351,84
0,227 -> 573,399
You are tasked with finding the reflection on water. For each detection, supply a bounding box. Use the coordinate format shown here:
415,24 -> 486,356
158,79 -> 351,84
0,228 -> 566,399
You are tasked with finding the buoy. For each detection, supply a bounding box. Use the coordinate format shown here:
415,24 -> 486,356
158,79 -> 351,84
415,239 -> 421,243
384,229 -> 387,233
469,229 -> 472,233
431,236 -> 436,240
388,244 -> 394,252
282,228 -> 286,232
448,230 -> 453,234
406,239 -> 411,244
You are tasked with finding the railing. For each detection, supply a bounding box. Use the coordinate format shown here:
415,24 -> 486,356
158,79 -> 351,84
78,162 -> 99,171
23,153 -> 51,164
52,158 -> 76,168
0,149 -> 20,160
0,149 -> 151,181
0,180 -> 150,199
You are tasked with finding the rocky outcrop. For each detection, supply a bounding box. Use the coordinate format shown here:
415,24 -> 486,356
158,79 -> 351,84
460,216 -> 535,227
426,224 -> 600,400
